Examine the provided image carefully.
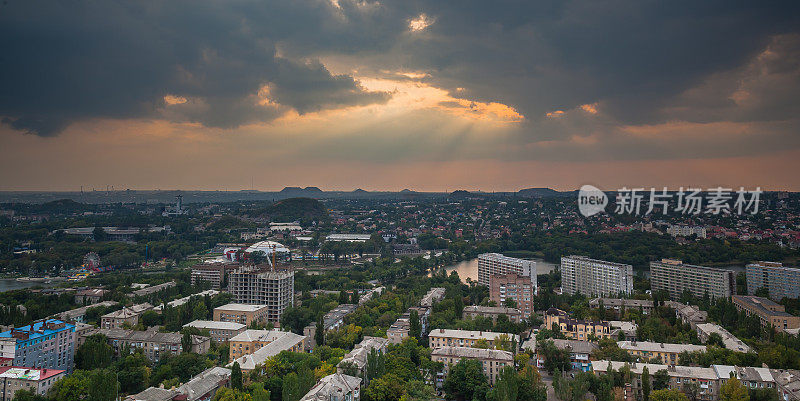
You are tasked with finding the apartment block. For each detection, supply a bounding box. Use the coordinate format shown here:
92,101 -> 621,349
300,373 -> 361,401
431,346 -> 513,385
544,308 -> 611,340
191,262 -> 240,290
229,329 -> 306,361
561,256 -> 633,296
228,269 -> 294,324
127,366 -> 231,401
489,273 -> 534,317
51,301 -> 118,324
303,304 -> 358,349
650,259 -> 735,300
462,306 -> 523,323
0,320 -> 75,373
227,331 -> 306,372
664,301 -> 708,329
732,295 -> 800,333
593,361 -> 778,401
617,341 -> 706,365
337,337 -> 389,381
101,303 -> 153,329
420,287 -> 446,307
477,253 -> 536,291
589,298 -> 654,315
667,225 -> 707,239
428,329 -> 519,349
695,323 -> 751,353
746,262 -> 800,301
132,281 -> 177,297
82,328 -> 210,362
213,303 -> 270,326
535,339 -> 598,372
183,320 -> 246,343
0,367 -> 65,401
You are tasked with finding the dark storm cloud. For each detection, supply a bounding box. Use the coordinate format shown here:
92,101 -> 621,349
0,0 -> 798,138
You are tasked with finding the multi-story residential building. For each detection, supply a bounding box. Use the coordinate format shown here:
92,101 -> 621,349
732,295 -> 800,333
51,301 -> 118,324
420,288 -> 446,307
299,373 -> 361,401
535,339 -> 598,372
477,254 -> 536,291
74,288 -> 108,305
303,304 -> 358,349
0,366 -> 65,401
462,306 -> 523,323
667,225 -> 707,239
228,269 -> 294,324
772,369 -> 800,401
650,259 -> 736,300
132,281 -> 177,297
387,317 -> 410,345
429,329 -> 519,349
489,273 -> 534,317
213,304 -> 270,326
746,262 -> 800,301
229,329 -> 307,360
82,328 -> 210,362
191,262 -> 240,290
544,308 -> 611,340
664,301 -> 708,329
127,366 -> 231,401
227,331 -> 306,372
617,341 -> 706,365
609,321 -> 639,341
337,337 -> 389,381
431,346 -> 514,385
0,319 -> 75,372
695,323 -> 752,353
183,320 -> 247,343
101,303 -> 153,329
561,256 -> 633,296
589,298 -> 654,315
593,361 -> 777,401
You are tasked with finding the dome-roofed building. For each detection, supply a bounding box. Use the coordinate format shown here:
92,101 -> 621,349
244,240 -> 290,255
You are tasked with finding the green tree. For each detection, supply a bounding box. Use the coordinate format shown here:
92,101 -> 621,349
340,291 -> 350,304
251,382 -> 271,401
653,369 -> 671,391
89,369 -> 118,401
75,334 -> 113,370
12,389 -> 47,401
409,310 -> 421,340
315,315 -> 325,347
231,361 -> 243,391
182,331 -> 193,353
651,389 -> 689,401
364,373 -> 407,401
366,348 -> 386,383
642,366 -> 651,401
443,359 -> 489,401
539,340 -> 571,374
282,372 -> 301,401
719,376 -> 750,401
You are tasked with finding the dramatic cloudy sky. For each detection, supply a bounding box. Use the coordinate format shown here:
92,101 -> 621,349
1,0 -> 799,191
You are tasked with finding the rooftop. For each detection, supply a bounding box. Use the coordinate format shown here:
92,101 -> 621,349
184,320 -> 246,331
178,366 -> 231,401
0,319 -> 74,342
215,303 -> 269,312
548,339 -> 599,355
0,366 -> 64,381
431,346 -> 514,361
300,373 -> 362,401
617,341 -> 706,354
229,329 -> 286,343
696,323 -> 753,353
228,331 -> 306,370
429,328 -> 520,343
463,305 -> 522,315
732,295 -> 794,317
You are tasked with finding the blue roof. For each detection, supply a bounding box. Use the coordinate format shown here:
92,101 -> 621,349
0,319 -> 75,342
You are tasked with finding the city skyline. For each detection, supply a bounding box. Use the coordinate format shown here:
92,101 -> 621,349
1,1 -> 799,191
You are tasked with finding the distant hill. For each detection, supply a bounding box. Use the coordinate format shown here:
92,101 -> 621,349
255,197 -> 327,221
278,187 -> 325,198
517,187 -> 572,198
449,190 -> 475,198
352,189 -> 369,194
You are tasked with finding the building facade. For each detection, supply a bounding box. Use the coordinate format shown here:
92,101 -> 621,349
617,341 -> 706,365
589,298 -> 654,315
337,337 -> 389,382
535,339 -> 598,372
431,346 -> 513,385
299,373 -> 361,401
462,306 -> 523,323
0,367 -> 65,401
745,262 -> 800,301
191,262 -> 240,290
303,304 -> 358,350
83,328 -> 210,362
228,269 -> 294,324
213,304 -> 270,326
0,320 -> 75,373
477,253 -> 536,291
101,303 -> 153,330
227,331 -> 307,372
229,329 -> 306,361
183,320 -> 247,343
650,259 -> 736,300
489,273 -> 534,317
732,295 -> 800,333
544,308 -> 611,340
429,329 -> 519,349
561,256 -> 634,296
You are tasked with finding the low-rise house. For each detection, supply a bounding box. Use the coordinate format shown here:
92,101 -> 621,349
299,373 -> 361,401
431,346 -> 514,385
695,323 -> 752,353
589,298 -> 654,315
101,303 -> 153,329
227,331 -> 307,373
337,337 -> 389,380
462,306 -> 523,323
617,341 -> 706,365
544,308 -> 612,340
536,339 -> 598,372
183,320 -> 246,344
0,366 -> 65,400
81,328 -> 209,362
429,329 -> 519,350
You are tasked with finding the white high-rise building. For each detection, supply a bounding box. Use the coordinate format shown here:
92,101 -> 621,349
477,253 -> 536,291
561,256 -> 633,296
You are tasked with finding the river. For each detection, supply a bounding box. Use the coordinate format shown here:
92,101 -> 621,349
435,258 -> 558,283
0,278 -> 62,292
